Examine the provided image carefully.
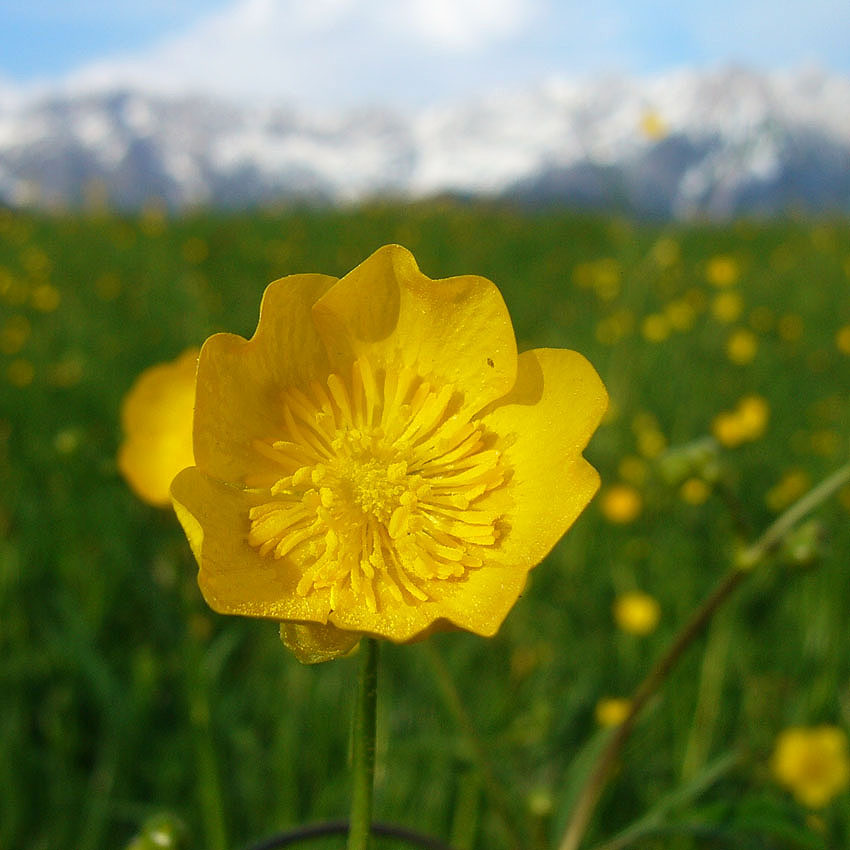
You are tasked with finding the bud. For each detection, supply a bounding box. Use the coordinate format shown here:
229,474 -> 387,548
780,519 -> 825,569
126,813 -> 189,850
658,437 -> 722,487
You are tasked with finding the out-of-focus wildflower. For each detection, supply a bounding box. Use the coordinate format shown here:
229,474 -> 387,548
600,484 -> 642,524
651,238 -> 680,268
726,328 -> 758,365
665,298 -> 696,331
639,110 -> 668,140
705,255 -> 740,287
712,395 -> 769,448
641,313 -> 670,343
835,326 -> 850,355
614,591 -> 660,635
771,726 -> 850,808
766,469 -> 811,512
595,697 -> 632,727
171,245 -> 607,663
632,411 -> 667,459
680,477 -> 711,505
595,310 -> 634,345
0,315 -> 31,355
810,429 -> 841,458
30,283 -> 60,312
618,455 -> 649,487
637,429 -> 667,459
118,348 -> 199,508
573,258 -> 621,301
712,291 -> 743,323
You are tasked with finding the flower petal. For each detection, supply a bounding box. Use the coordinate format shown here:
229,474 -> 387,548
194,273 -> 337,483
279,621 -> 361,664
480,347 -> 608,570
171,467 -> 333,623
118,348 -> 198,507
320,561 -> 525,644
311,245 -> 517,414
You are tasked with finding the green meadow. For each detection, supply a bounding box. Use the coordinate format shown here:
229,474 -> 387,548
1,203 -> 850,850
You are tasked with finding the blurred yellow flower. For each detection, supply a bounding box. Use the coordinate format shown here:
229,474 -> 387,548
573,258 -> 621,301
618,455 -> 649,487
765,469 -> 811,512
771,726 -> 850,808
711,291 -> 743,323
726,328 -> 758,364
30,283 -> 61,312
0,315 -> 31,355
614,591 -> 660,635
835,325 -> 850,355
171,245 -> 607,663
600,484 -> 642,524
595,697 -> 632,727
641,313 -> 670,343
651,237 -> 680,268
639,110 -> 668,140
118,348 -> 199,508
664,299 -> 696,331
680,477 -> 711,505
711,395 -> 769,448
705,255 -> 740,287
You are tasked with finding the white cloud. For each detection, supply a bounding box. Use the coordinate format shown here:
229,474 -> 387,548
404,0 -> 534,50
61,0 -> 538,105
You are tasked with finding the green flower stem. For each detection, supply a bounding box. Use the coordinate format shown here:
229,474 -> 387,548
735,462 -> 850,569
348,638 -> 379,850
557,460 -> 850,850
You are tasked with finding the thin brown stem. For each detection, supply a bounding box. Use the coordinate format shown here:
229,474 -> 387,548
556,460 -> 850,850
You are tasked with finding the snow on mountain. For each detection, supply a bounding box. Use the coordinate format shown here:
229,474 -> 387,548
0,66 -> 848,217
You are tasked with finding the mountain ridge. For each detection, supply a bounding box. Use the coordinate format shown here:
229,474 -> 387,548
1,66 -> 848,217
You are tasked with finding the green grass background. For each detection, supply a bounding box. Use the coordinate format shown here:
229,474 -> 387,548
1,203 -> 849,850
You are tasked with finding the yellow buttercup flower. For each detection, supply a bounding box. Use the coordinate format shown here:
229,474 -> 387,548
600,484 -> 642,524
613,591 -> 660,635
771,726 -> 850,808
118,348 -> 199,508
711,395 -> 769,448
680,477 -> 711,505
171,246 -> 607,663
726,328 -> 758,365
705,255 -> 740,287
595,697 -> 632,728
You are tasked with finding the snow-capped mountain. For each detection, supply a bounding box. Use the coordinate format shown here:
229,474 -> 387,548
0,66 -> 848,217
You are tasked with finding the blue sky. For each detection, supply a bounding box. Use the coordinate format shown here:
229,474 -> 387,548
1,0 -> 848,105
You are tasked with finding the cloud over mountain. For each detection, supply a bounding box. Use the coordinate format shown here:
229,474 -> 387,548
1,65 -> 848,217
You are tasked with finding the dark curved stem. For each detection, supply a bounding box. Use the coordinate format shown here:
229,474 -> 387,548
238,820 -> 459,850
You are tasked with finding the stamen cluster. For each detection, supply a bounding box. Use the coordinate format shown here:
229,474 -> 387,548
247,356 -> 506,611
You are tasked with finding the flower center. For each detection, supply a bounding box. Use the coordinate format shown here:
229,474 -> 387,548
336,456 -> 404,522
246,357 -> 507,612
